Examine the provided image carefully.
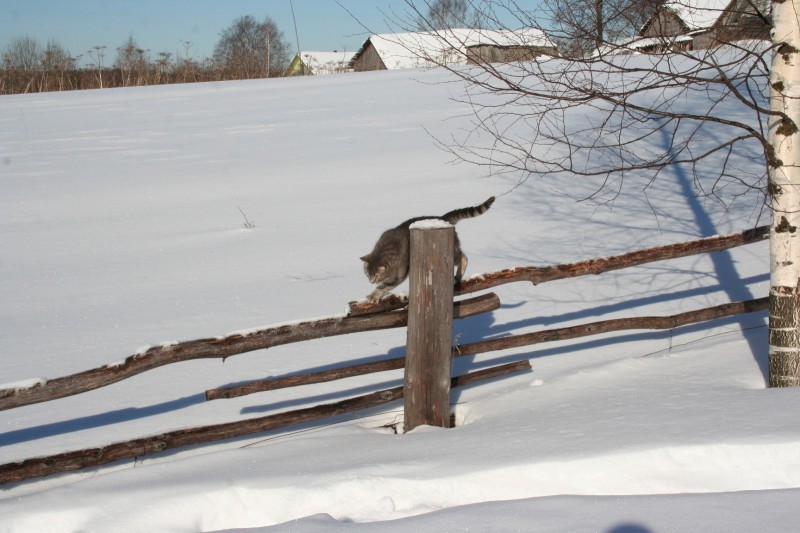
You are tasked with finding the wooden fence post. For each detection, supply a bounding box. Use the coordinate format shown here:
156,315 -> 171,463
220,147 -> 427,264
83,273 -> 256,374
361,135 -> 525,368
404,221 -> 455,432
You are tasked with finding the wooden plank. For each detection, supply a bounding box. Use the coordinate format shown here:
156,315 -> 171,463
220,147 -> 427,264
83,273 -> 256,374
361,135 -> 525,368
405,224 -> 455,431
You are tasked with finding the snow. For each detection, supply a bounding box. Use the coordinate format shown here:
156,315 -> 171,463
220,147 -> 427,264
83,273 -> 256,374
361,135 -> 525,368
358,28 -> 556,70
595,35 -> 695,56
1,47 -> 797,532
665,0 -> 731,30
409,219 -> 452,229
293,51 -> 354,75
0,378 -> 46,392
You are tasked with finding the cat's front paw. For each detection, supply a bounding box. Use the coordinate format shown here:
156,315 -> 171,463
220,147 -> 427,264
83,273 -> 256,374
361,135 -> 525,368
366,289 -> 386,303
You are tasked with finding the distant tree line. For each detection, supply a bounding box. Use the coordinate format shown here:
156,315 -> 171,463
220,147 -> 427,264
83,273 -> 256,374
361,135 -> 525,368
0,15 -> 291,95
2,1 -> 664,94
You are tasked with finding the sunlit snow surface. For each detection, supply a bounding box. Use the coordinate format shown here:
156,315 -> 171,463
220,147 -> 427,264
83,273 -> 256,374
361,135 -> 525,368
1,50 -> 798,532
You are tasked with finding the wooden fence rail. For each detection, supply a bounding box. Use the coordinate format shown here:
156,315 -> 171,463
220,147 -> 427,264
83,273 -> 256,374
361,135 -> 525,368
348,224 -> 769,316
455,225 -> 769,295
1,226 -> 768,411
207,297 -> 768,402
0,295 -> 768,486
453,297 -> 769,356
0,225 -> 769,485
0,293 -> 499,412
0,360 -> 532,485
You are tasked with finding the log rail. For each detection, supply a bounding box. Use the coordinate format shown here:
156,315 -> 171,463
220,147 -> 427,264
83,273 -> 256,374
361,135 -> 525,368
1,225 -> 768,410
0,361 -> 531,485
0,294 -> 499,411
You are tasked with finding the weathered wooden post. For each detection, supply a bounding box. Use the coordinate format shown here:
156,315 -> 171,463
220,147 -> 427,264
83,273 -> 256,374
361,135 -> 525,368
404,221 -> 455,432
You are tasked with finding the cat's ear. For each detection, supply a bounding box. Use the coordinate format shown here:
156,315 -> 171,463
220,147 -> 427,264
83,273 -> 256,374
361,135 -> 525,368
360,254 -> 370,263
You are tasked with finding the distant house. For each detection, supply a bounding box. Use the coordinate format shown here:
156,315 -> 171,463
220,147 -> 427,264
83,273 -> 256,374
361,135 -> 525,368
599,0 -> 771,55
285,51 -> 354,76
348,28 -> 559,72
708,0 -> 772,44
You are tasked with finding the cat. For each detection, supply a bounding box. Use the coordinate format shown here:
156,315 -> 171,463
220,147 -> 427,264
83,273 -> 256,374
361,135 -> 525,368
360,196 -> 495,302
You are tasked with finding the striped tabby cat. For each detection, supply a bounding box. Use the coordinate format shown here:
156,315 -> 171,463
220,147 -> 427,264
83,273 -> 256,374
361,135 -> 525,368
360,196 -> 495,302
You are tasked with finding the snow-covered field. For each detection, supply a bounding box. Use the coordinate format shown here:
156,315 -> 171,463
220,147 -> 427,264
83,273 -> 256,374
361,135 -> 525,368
2,53 -> 799,532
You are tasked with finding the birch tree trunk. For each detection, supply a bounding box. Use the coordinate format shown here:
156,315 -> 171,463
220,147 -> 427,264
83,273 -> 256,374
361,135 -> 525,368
768,0 -> 800,387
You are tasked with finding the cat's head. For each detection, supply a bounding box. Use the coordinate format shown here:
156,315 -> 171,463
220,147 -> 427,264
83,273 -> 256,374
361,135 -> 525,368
360,254 -> 390,284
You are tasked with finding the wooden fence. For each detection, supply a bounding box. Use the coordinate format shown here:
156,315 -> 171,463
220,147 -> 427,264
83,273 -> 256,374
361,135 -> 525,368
0,225 -> 769,484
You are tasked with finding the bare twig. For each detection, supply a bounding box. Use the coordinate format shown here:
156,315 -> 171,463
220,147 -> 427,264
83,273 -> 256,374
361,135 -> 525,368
237,206 -> 255,229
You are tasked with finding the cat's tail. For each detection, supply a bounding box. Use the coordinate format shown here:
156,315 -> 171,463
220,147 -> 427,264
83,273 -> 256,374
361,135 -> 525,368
442,196 -> 495,224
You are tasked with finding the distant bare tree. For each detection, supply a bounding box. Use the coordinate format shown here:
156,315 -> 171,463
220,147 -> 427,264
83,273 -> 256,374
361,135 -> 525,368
212,15 -> 290,78
154,52 -> 172,84
416,0 -> 478,30
40,40 -> 72,71
40,39 -> 74,91
86,45 -> 107,88
175,40 -> 199,82
3,36 -> 41,71
115,35 -> 149,86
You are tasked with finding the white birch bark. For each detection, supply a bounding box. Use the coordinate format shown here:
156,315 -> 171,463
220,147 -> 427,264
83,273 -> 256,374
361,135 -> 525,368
768,0 -> 800,386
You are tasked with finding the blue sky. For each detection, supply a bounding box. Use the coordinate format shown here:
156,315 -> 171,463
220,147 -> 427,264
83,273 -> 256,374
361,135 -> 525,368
0,1 -> 431,65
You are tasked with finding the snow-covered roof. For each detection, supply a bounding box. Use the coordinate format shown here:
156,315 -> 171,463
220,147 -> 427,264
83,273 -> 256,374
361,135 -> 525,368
294,51 -> 354,75
594,34 -> 694,56
352,28 -> 557,70
718,0 -> 772,24
598,0 -> 770,56
663,0 -> 731,30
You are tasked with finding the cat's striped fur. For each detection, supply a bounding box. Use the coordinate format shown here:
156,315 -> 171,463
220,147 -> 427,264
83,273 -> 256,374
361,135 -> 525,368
360,196 -> 495,302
